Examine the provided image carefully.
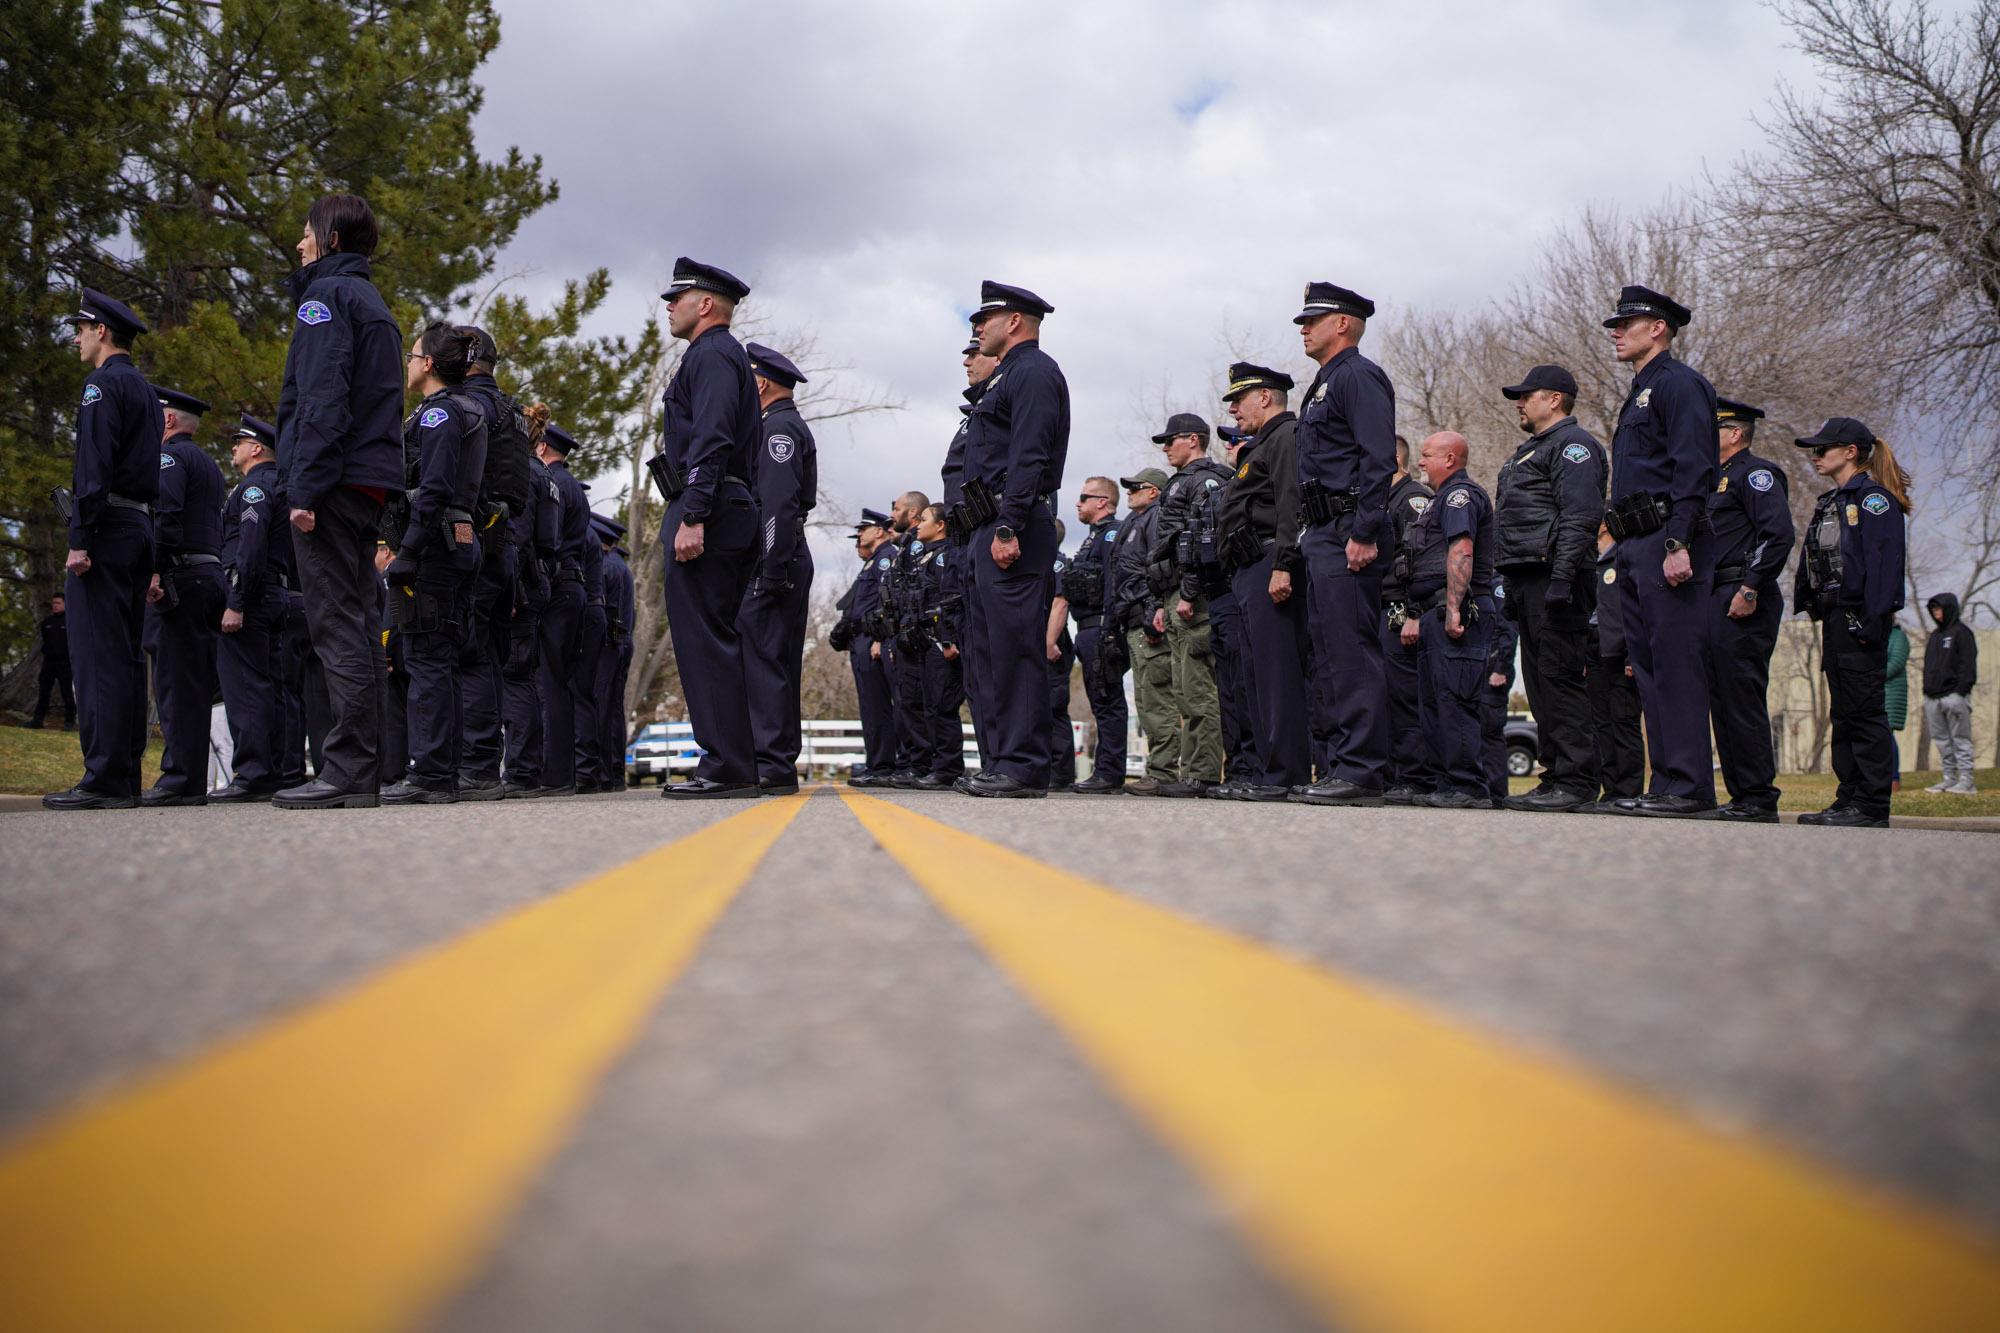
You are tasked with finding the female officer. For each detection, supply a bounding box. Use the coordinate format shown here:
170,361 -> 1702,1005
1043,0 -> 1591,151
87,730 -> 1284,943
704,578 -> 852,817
1792,417 -> 1911,828
380,323 -> 488,803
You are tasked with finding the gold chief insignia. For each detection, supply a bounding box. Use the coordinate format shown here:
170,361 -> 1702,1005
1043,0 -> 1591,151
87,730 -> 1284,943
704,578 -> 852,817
1716,477 -> 1729,493
1237,462 -> 1250,480
1636,388 -> 1652,409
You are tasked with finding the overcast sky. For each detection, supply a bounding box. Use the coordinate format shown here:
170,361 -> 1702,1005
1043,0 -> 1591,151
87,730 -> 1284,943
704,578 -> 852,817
473,0 -> 1822,546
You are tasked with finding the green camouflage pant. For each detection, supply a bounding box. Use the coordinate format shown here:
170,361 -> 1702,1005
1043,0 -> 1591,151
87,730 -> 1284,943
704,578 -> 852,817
1128,627 -> 1179,782
1165,598 -> 1221,782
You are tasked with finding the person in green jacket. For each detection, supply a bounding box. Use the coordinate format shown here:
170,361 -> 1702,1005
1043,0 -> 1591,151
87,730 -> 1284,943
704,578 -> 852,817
1884,622 -> 1910,790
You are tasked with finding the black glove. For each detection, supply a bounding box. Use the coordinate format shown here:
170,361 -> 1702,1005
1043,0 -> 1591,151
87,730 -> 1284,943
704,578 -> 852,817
384,555 -> 418,586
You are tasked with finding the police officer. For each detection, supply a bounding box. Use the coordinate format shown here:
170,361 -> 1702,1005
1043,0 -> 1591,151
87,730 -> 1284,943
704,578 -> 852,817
1602,285 -> 1720,818
881,491 -> 931,784
1208,428 -> 1260,793
1110,470 -> 1173,795
571,477 -> 608,794
1482,578 -> 1521,808
1578,524 -> 1645,813
741,342 -> 818,795
501,403 -> 562,797
1291,281 -> 1396,805
1218,363 -> 1309,800
212,417 -> 292,801
909,503 -> 967,788
592,515 -> 635,791
1045,518 -> 1079,789
945,337 -> 1001,760
30,596 -> 74,731
959,280 -> 1070,798
1495,364 -> 1607,813
1146,413 -> 1233,797
833,510 -> 900,784
1399,432 -> 1497,808
1706,398 -> 1796,822
141,388 -> 227,806
381,323 -> 487,803
650,257 -> 761,799
1050,476 -> 1126,793
1793,418 -> 1911,828
1378,434 -> 1436,803
536,422 -> 591,794
46,290 -> 161,809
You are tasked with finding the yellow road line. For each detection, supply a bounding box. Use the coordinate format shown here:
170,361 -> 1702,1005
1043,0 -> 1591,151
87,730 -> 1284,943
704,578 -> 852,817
0,795 -> 808,1333
842,792 -> 2000,1332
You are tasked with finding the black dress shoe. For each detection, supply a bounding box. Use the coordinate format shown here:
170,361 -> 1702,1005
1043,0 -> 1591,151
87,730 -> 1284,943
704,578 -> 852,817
1616,793 -> 1718,819
42,786 -> 136,811
886,770 -> 925,789
1504,785 -> 1589,813
1071,776 -> 1124,794
381,779 -> 459,805
662,778 -> 760,799
1382,784 -> 1423,806
1237,783 -> 1292,802
759,779 -> 802,796
1291,778 -> 1385,807
952,774 -> 977,794
457,778 -> 507,802
140,786 -> 208,807
1047,780 -> 1077,794
210,782 -> 277,804
498,781 -> 539,799
273,779 -> 379,809
1715,801 -> 1780,824
536,784 -> 577,798
1797,804 -> 1888,828
1423,789 -> 1489,809
910,773 -> 955,790
847,772 -> 895,789
1200,782 -> 1239,800
967,772 -> 1046,799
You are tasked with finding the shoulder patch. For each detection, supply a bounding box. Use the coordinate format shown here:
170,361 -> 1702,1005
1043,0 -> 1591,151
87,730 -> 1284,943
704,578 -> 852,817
1054,559 -> 1067,573
1408,495 -> 1430,514
419,406 -> 449,429
1862,491 -> 1891,515
242,485 -> 265,504
767,433 -> 795,464
1104,528 -> 1117,542
1203,477 -> 1220,491
81,384 -> 101,406
1237,462 -> 1250,480
1747,468 -> 1775,492
876,556 -> 890,571
159,451 -> 177,469
910,538 -> 925,554
1446,488 -> 1472,508
1562,442 -> 1591,464
296,300 -> 333,326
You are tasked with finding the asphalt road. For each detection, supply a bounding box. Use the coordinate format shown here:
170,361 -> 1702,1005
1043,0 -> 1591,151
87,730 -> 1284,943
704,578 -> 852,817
1,788 -> 1996,1332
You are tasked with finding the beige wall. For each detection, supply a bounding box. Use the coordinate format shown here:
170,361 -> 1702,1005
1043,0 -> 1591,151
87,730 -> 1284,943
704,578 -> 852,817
1769,622 -> 1997,774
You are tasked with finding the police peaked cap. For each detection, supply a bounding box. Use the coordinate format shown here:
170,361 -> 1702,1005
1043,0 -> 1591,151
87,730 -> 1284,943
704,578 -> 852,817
542,424 -> 578,455
1714,397 -> 1765,423
1794,417 -> 1875,450
745,342 -> 808,387
961,337 -> 981,356
972,280 -> 1054,322
1603,284 -> 1691,330
1223,362 -> 1295,401
68,288 -> 147,341
156,387 -> 212,416
1294,281 -> 1374,324
232,414 -> 277,450
1500,364 -> 1578,400
662,257 -> 751,302
853,507 -> 892,532
590,514 -> 627,541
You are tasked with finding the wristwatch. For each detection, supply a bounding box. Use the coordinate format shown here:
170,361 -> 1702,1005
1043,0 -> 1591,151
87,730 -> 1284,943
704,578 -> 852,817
995,525 -> 1016,543
1663,538 -> 1686,555
1739,586 -> 1758,602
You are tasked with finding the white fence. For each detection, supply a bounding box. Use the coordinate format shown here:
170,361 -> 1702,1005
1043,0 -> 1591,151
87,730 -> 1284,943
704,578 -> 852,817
629,719 -> 1089,778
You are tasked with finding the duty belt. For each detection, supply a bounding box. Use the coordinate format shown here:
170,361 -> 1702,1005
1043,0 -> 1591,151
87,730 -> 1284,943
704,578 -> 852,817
167,552 -> 221,567
107,493 -> 152,515
557,562 -> 585,583
1712,563 -> 1746,585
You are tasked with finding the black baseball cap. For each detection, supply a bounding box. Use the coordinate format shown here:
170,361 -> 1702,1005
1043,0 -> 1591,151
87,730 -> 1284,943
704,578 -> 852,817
1501,365 -> 1578,399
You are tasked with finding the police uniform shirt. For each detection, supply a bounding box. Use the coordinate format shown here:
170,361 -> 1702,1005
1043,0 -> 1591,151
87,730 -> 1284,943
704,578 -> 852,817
658,324 -> 759,522
963,341 -> 1071,529
1706,450 -> 1795,593
1295,346 -> 1397,544
527,454 -> 562,561
1220,411 -> 1304,576
70,352 -> 163,550
547,459 -> 596,572
1381,472 -> 1435,598
222,460 -> 289,612
756,398 -> 818,584
154,431 -> 227,566
603,546 -> 636,637
941,379 -> 990,509
277,251 -> 405,511
1494,415 -> 1607,597
1408,470 -> 1495,600
1592,547 -> 1628,660
848,550 -> 889,643
399,391 -> 479,555
1794,472 -> 1905,638
1609,354 -> 1719,545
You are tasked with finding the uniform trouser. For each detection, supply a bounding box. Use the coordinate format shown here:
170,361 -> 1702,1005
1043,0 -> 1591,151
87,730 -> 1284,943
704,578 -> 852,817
33,659 -> 75,725
596,637 -> 633,787
1049,634 -> 1076,784
923,648 -> 967,778
503,598 -> 546,785
1208,586 -> 1258,780
1233,557 -> 1313,789
146,566 -> 225,794
402,546 -> 479,788
1128,628 -> 1178,783
851,641 -> 900,774
966,509 -> 1059,785
458,541 -> 514,783
539,580 -> 585,787
1706,584 -> 1782,808
1164,597 -> 1222,783
1074,622 -> 1128,784
662,485 -> 757,785
1615,531 -> 1715,803
1586,654 -> 1644,800
293,488 -> 384,792
1301,523 -> 1390,788
741,552 -> 814,784
1822,613 -> 1894,818
1481,680 -> 1510,802
572,603 -> 606,785
1379,607 -> 1433,790
280,591 -> 312,784
1416,598 -> 1495,796
1509,568 -> 1599,795
889,641 -> 927,773
380,646 -> 409,787
218,593 -> 283,789
1924,693 -> 1975,780
66,512 -> 153,799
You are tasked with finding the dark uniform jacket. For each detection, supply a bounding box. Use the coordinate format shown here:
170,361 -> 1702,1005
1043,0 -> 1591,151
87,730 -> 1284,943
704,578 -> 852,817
154,432 -> 226,566
1408,469 -> 1495,604
1059,516 -> 1121,627
603,547 -> 635,642
1609,352 -> 1718,547
549,460 -> 600,590
839,551 -> 890,648
69,352 -> 161,549
912,541 -> 960,646
941,379 -> 989,508
1110,503 -> 1163,633
659,324 -> 759,523
1591,546 -> 1629,661
1220,412 -> 1304,578
1705,449 -> 1794,595
1381,473 -> 1435,602
277,252 -> 404,510
1494,415 -> 1607,599
222,460 -> 293,613
756,397 -> 817,586
964,340 -> 1070,530
1296,345 -> 1397,545
1794,471 -> 1905,642
398,390 -> 487,557
1155,455 -> 1235,600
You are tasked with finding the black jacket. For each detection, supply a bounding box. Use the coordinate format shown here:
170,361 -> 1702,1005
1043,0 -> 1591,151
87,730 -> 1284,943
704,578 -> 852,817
1494,416 -> 1606,597
1923,594 -> 1978,697
1110,503 -> 1162,632
1380,472 -> 1434,599
755,397 -> 817,585
154,432 -> 227,566
1220,413 -> 1304,578
1155,455 -> 1234,599
69,353 -> 161,549
277,252 -> 405,510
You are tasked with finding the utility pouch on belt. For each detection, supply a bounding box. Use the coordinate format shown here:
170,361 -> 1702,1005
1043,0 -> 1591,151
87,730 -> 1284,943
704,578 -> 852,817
1299,480 -> 1356,529
953,478 -> 1000,534
1222,525 -> 1262,570
51,486 -> 74,527
1603,492 -> 1668,541
646,453 -> 687,503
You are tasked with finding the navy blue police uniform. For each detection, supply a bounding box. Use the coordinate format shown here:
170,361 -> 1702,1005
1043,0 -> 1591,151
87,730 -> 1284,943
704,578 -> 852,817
502,445 -> 562,794
1047,544 -> 1078,788
213,418 -> 294,799
47,291 -> 161,809
142,389 -> 229,803
1705,399 -> 1795,820
537,425 -> 591,792
455,341 -> 533,798
837,518 -> 902,782
1292,282 -> 1396,803
1602,287 -> 1720,816
957,281 -> 1070,797
592,517 -> 636,790
1406,467 -> 1497,803
942,361 -> 991,757
275,250 -> 405,806
1793,418 -> 1906,826
1379,469 -> 1436,800
1483,579 -> 1520,805
1581,542 -> 1644,810
911,535 -> 968,785
885,530 -> 940,782
1060,509 -> 1128,789
570,478 -> 608,792
1206,426 -> 1258,791
650,258 -> 761,797
740,343 -> 817,792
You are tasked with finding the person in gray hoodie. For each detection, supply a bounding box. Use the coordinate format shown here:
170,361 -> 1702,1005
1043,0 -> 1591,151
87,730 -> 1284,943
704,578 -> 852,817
1921,593 -> 1979,793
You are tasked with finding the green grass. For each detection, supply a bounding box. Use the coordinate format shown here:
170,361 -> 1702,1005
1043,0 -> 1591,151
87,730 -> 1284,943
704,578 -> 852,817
1509,767 -> 2000,817
0,724 -> 165,795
